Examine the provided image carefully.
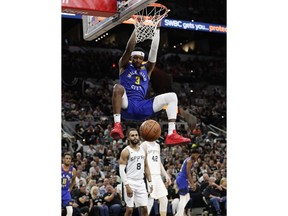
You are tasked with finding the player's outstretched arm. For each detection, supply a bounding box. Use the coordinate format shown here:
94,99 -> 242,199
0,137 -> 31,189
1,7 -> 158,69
119,148 -> 129,185
144,154 -> 153,193
160,162 -> 171,186
146,28 -> 160,76
186,159 -> 194,187
119,30 -> 137,73
119,148 -> 133,198
70,167 -> 77,191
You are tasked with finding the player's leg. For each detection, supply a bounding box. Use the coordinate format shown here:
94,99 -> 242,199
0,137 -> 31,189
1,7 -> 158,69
110,84 -> 127,139
174,177 -> 190,216
134,180 -> 149,216
139,206 -> 149,216
175,193 -> 190,216
150,176 -> 168,216
123,181 -> 136,216
123,205 -> 133,216
153,92 -> 191,145
66,206 -> 73,216
158,196 -> 168,216
153,92 -> 177,121
185,197 -> 192,216
147,197 -> 154,214
112,84 -> 127,114
172,198 -> 179,215
62,191 -> 73,216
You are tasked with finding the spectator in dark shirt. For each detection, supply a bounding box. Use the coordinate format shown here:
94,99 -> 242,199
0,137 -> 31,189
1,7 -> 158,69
219,177 -> 227,197
103,185 -> 123,216
75,183 -> 90,216
203,177 -> 226,215
89,186 -> 109,216
199,173 -> 210,192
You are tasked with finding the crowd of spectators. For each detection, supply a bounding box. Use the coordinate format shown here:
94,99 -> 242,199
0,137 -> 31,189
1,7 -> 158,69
62,120 -> 226,215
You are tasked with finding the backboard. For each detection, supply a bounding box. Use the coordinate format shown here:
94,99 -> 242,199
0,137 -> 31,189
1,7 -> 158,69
82,0 -> 158,41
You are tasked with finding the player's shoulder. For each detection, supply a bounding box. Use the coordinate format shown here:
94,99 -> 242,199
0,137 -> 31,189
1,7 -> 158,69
140,141 -> 147,147
186,157 -> 193,164
72,167 -> 77,174
139,144 -> 146,152
121,145 -> 130,154
140,141 -> 150,151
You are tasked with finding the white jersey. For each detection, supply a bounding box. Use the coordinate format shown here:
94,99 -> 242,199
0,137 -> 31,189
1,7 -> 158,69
125,145 -> 146,180
141,141 -> 168,199
141,141 -> 161,175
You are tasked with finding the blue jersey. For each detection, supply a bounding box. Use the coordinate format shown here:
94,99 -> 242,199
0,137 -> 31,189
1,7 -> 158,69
120,62 -> 149,100
120,62 -> 155,120
178,157 -> 190,179
62,165 -> 74,208
176,157 -> 190,195
62,165 -> 73,191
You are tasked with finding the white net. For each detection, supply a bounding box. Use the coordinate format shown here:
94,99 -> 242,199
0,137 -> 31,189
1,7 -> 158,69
132,3 -> 168,43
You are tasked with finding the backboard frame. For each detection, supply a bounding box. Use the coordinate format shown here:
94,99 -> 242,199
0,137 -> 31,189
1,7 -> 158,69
82,0 -> 158,41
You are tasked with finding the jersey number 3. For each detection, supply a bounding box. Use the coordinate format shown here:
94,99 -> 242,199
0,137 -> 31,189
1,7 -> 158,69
135,76 -> 140,85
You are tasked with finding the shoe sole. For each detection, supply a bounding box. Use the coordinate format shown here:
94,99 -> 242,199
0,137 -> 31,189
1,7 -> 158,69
110,132 -> 124,140
165,140 -> 191,146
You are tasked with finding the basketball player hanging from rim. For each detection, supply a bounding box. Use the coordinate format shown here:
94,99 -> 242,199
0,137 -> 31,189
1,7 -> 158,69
110,26 -> 191,145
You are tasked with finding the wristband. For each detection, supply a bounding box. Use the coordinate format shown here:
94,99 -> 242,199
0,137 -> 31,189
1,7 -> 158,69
148,181 -> 153,188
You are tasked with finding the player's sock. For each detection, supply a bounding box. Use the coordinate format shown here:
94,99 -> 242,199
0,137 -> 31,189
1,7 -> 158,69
168,122 -> 176,135
66,206 -> 73,216
175,194 -> 189,216
113,114 -> 121,123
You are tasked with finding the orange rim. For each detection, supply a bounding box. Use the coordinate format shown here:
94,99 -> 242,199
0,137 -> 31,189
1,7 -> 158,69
131,3 -> 169,20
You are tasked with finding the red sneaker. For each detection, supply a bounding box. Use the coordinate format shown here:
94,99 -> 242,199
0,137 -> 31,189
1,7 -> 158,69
165,130 -> 191,145
110,122 -> 124,140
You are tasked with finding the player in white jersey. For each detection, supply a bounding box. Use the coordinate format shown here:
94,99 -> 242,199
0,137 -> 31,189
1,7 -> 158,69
119,128 -> 153,216
141,140 -> 172,216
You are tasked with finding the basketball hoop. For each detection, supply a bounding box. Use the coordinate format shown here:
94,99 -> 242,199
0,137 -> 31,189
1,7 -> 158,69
131,3 -> 169,43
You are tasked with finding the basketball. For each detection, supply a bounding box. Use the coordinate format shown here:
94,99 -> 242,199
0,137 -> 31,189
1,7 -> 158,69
139,119 -> 161,141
